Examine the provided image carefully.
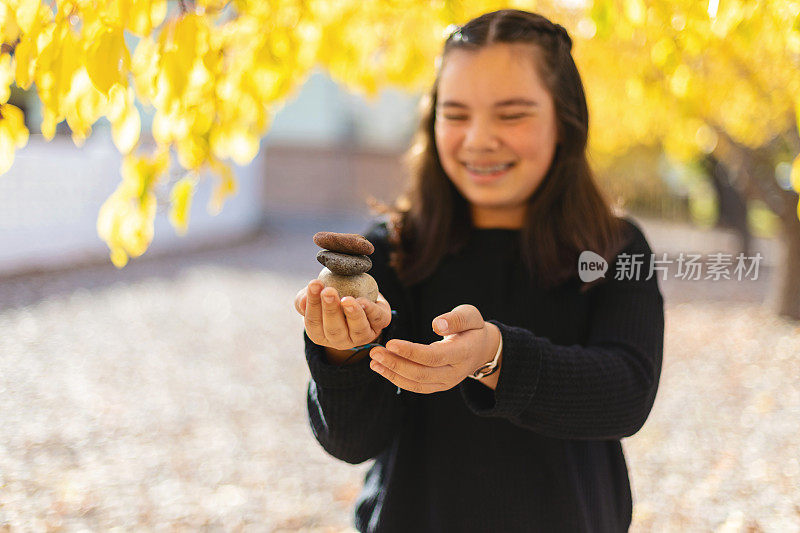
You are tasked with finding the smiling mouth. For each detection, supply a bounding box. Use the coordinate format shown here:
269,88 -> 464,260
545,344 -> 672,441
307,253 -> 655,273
462,162 -> 515,174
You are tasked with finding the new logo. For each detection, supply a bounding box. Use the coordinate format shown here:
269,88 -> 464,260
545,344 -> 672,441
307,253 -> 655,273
578,251 -> 608,282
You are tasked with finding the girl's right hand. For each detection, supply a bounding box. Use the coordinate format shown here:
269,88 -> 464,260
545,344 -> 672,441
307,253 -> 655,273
294,279 -> 393,351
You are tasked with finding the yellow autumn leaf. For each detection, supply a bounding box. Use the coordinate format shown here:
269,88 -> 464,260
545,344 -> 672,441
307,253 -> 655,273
54,22 -> 82,94
209,123 -> 231,161
97,190 -> 131,268
0,3 -> 21,44
112,104 -> 141,155
13,4 -> 50,90
97,190 -> 130,267
624,0 -> 646,26
175,135 -> 209,170
120,147 -> 169,198
109,247 -> 129,268
106,84 -> 127,122
96,190 -> 122,245
38,105 -> 56,140
650,38 -> 675,68
169,175 -> 196,235
35,20 -> 80,141
156,14 -> 200,107
0,103 -> 29,175
227,129 -> 260,166
14,0 -> 43,35
120,193 -> 156,257
64,69 -> 108,147
128,0 -> 168,37
97,156 -> 160,267
97,0 -> 128,28
0,53 -> 13,103
84,24 -> 130,95
131,37 -> 160,106
107,86 -> 141,154
207,157 -> 237,214
151,144 -> 171,176
151,108 -> 174,145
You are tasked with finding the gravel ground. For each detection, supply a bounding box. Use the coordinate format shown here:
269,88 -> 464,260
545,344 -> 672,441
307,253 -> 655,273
0,215 -> 798,532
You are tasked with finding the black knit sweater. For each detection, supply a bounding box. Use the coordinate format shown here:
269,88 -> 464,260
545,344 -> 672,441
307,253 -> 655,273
303,217 -> 664,532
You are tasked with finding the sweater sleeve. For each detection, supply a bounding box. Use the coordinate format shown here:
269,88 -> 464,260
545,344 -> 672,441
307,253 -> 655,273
305,220 -> 410,464
459,218 -> 665,440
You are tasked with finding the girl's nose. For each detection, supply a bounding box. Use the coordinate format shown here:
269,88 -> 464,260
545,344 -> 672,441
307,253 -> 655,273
463,120 -> 501,151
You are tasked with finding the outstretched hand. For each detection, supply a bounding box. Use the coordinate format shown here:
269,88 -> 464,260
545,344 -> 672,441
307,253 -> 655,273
295,279 -> 392,351
368,304 -> 501,394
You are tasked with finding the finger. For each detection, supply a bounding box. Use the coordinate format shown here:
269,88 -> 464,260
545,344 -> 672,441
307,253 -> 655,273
370,346 -> 450,384
357,293 -> 392,331
368,356 -> 446,395
294,287 -> 308,315
341,296 -> 379,345
384,339 -> 449,368
320,286 -> 349,344
304,280 -> 325,341
432,304 -> 484,336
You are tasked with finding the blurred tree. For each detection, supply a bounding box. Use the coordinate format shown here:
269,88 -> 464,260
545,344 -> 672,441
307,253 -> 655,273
594,144 -> 691,223
579,0 -> 800,319
0,0 -> 798,316
701,153 -> 751,256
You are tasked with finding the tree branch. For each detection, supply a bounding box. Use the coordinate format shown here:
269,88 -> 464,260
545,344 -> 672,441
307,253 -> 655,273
710,122 -> 798,220
1,35 -> 20,56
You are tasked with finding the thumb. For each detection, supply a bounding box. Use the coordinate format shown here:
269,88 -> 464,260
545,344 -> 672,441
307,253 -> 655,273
432,304 -> 484,336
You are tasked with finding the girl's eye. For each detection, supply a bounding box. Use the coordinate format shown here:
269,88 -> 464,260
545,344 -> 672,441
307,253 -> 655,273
442,114 -> 528,121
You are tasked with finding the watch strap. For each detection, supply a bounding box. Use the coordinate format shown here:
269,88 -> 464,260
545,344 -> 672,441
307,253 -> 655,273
468,331 -> 503,380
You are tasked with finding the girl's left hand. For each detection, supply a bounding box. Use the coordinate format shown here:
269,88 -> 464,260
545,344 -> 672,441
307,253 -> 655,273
368,304 -> 501,394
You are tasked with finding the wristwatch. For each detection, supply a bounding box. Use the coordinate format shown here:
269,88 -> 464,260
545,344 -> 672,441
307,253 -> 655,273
468,332 -> 503,380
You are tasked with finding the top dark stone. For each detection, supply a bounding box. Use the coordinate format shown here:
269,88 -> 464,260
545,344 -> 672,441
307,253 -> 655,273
313,231 -> 374,256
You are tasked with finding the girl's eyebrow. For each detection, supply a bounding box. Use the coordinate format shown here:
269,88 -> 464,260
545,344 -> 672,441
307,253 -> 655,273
439,98 -> 539,108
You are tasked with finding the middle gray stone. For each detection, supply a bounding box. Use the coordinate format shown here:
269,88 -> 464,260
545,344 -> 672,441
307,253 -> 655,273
316,250 -> 372,275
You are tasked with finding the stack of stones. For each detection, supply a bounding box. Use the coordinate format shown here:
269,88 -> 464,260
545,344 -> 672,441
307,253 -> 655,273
314,231 -> 379,303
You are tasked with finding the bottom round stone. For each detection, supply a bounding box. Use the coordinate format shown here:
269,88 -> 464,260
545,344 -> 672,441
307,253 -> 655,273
318,268 -> 379,303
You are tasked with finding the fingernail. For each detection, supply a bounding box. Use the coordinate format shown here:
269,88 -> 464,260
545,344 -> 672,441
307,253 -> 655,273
323,294 -> 334,303
435,318 -> 448,332
343,303 -> 354,311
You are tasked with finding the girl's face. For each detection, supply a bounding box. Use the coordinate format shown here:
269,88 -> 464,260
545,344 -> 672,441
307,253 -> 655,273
434,43 -> 559,229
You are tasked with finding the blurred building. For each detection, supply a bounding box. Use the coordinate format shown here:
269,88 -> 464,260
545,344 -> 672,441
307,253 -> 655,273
260,68 -> 418,219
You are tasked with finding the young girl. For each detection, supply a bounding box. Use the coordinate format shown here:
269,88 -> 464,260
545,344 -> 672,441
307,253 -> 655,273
295,9 -> 664,532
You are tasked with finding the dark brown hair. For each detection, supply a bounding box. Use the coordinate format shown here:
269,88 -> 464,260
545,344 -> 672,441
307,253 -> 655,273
370,9 -> 630,292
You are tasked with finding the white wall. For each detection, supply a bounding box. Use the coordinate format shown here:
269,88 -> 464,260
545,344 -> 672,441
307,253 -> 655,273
0,134 -> 265,275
